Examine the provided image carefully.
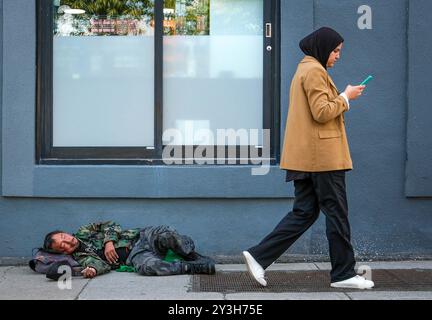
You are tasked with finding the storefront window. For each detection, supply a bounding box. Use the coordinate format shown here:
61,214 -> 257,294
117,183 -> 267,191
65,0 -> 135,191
39,0 -> 276,162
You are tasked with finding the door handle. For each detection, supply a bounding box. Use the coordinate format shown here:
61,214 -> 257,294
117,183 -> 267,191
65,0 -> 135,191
266,23 -> 272,38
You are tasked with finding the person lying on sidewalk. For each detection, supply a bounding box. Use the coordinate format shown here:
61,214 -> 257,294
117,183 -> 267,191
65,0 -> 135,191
42,221 -> 215,278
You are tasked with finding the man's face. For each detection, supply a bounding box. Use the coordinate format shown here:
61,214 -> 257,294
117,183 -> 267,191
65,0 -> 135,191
51,233 -> 79,254
327,43 -> 343,68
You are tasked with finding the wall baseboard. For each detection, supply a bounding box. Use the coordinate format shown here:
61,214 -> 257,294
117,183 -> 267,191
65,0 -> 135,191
3,254 -> 432,266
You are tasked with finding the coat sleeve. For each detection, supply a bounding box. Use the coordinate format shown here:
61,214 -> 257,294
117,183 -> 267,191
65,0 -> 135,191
100,221 -> 122,245
73,252 -> 111,276
303,67 -> 348,124
75,221 -> 122,245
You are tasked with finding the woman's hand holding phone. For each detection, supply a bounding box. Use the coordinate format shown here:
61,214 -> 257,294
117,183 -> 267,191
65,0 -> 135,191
343,75 -> 373,101
344,85 -> 365,100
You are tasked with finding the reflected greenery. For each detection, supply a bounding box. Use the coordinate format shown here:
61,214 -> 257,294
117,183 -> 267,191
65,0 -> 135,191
58,0 -> 154,18
163,0 -> 209,36
53,0 -> 210,36
54,0 -> 154,36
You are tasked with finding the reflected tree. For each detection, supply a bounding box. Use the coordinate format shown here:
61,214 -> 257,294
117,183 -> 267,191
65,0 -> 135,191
58,0 -> 154,18
54,0 -> 155,35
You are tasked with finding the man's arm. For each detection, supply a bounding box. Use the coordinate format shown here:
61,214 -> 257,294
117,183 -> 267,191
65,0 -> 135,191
74,252 -> 111,277
75,221 -> 122,245
101,221 -> 122,245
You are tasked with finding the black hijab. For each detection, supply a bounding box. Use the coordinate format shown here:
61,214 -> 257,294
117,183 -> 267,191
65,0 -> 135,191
299,27 -> 344,70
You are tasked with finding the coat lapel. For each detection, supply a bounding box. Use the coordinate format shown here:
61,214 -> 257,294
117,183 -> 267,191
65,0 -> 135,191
327,76 -> 339,94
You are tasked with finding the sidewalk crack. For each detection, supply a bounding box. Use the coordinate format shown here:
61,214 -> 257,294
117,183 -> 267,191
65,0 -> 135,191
343,292 -> 353,300
75,279 -> 92,300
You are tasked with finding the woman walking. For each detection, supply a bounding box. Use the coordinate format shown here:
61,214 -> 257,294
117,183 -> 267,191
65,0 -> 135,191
243,27 -> 374,289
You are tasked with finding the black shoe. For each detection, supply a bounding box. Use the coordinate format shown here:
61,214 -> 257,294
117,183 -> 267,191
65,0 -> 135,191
182,260 -> 216,275
183,251 -> 216,265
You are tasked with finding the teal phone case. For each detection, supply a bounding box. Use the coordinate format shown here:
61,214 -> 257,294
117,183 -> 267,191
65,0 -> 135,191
360,75 -> 373,86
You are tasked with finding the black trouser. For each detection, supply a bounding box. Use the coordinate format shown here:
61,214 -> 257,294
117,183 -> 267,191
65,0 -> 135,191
247,171 -> 357,282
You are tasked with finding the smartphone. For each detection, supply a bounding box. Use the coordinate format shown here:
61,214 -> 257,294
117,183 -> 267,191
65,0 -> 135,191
360,75 -> 373,86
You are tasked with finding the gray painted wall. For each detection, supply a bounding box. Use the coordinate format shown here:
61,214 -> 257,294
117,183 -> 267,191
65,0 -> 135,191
406,0 -> 432,196
0,0 -> 431,261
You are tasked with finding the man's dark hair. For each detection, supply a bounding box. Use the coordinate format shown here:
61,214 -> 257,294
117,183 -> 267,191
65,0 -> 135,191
43,230 -> 65,252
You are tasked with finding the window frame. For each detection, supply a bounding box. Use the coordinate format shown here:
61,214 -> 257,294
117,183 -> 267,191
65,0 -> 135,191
36,0 -> 281,165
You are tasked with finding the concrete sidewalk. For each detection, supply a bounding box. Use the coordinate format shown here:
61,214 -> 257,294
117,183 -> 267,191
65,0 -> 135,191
1,261 -> 431,300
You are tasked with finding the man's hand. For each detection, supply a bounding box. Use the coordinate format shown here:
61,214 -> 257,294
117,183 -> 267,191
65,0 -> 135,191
104,241 -> 119,264
81,267 -> 97,278
344,85 -> 365,100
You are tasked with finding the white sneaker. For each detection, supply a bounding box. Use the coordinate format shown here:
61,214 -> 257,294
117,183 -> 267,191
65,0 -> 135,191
331,275 -> 375,289
242,251 -> 267,287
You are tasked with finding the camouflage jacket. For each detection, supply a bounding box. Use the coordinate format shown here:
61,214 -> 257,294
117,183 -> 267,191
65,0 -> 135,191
72,221 -> 140,276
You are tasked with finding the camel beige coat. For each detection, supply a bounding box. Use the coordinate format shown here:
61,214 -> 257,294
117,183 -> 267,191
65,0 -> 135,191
280,56 -> 353,172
